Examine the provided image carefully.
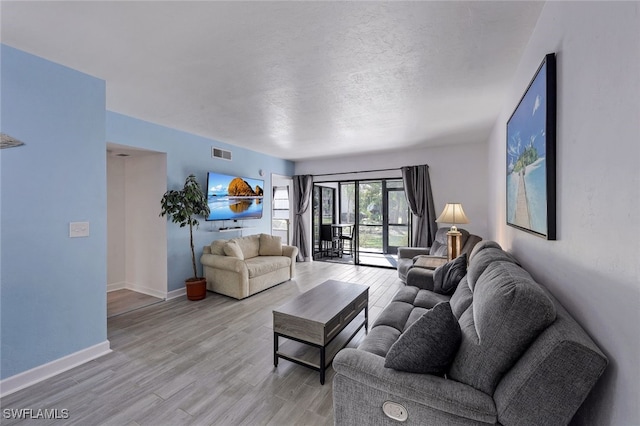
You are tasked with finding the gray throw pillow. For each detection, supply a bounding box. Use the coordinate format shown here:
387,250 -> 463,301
384,302 -> 462,375
433,253 -> 467,295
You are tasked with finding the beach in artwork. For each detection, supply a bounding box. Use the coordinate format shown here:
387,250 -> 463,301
507,158 -> 547,233
506,61 -> 548,235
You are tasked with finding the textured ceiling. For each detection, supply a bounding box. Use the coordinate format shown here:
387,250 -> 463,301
1,1 -> 543,161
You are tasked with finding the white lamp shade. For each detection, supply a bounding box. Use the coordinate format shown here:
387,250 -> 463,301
436,203 -> 469,226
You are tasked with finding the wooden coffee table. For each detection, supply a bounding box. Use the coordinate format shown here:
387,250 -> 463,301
273,280 -> 368,384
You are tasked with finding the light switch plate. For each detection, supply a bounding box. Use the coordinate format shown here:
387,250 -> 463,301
69,222 -> 90,238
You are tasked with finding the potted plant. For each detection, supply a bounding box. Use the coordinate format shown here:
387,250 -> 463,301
160,174 -> 211,300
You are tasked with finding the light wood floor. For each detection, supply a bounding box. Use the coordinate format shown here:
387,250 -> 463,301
107,289 -> 164,318
1,261 -> 404,426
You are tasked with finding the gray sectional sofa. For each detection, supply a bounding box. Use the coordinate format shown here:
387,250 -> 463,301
333,241 -> 607,425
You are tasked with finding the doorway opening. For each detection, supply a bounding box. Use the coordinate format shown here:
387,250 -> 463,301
312,178 -> 410,268
106,143 -> 168,317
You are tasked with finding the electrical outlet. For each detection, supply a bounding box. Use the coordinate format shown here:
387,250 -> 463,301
382,401 -> 408,422
69,222 -> 90,238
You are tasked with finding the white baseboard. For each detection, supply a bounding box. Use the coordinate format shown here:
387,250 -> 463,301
166,287 -> 186,300
0,341 -> 112,398
107,281 -> 126,292
107,282 -> 167,300
127,284 -> 166,300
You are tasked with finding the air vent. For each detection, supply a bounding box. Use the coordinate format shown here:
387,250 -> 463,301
212,147 -> 232,161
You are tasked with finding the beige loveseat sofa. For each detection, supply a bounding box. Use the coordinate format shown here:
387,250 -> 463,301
200,233 -> 298,299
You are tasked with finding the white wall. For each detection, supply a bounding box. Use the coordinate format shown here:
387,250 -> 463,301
107,149 -> 168,298
107,156 -> 127,288
486,3 -> 640,424
124,153 -> 168,298
297,141 -> 489,229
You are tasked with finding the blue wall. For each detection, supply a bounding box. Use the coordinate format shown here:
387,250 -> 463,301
0,44 -> 294,380
0,45 -> 107,379
106,112 -> 295,292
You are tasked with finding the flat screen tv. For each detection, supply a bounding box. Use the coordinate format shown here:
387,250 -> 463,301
206,172 -> 264,221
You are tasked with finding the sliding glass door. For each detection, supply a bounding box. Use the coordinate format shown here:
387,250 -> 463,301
313,178 -> 409,267
358,181 -> 383,256
312,185 -> 337,258
385,180 -> 410,253
357,179 -> 410,264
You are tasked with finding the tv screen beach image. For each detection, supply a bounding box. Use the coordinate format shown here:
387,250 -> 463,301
206,173 -> 264,221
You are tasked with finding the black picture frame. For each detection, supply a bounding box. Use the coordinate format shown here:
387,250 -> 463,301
506,53 -> 556,240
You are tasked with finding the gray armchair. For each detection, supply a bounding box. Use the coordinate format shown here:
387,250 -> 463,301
397,227 -> 481,283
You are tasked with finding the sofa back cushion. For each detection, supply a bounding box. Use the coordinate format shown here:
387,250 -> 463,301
466,247 -> 519,291
223,241 -> 244,259
448,260 -> 557,394
468,240 -> 502,262
493,293 -> 608,425
210,239 -> 228,256
259,233 -> 283,256
232,234 -> 260,259
449,276 -> 473,319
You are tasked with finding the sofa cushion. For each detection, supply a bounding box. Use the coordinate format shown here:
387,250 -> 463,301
210,239 -> 228,256
358,325 -> 401,358
413,290 -> 450,309
245,256 -> 291,278
232,234 -> 260,259
468,240 -> 502,262
467,247 -> 519,291
384,302 -> 461,375
433,253 -> 467,295
259,233 -> 282,256
449,276 -> 473,319
448,261 -> 557,394
372,301 -> 414,332
223,241 -> 244,259
403,307 -> 429,331
391,286 -> 419,304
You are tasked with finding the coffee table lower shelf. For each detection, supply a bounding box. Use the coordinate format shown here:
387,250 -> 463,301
274,311 -> 366,384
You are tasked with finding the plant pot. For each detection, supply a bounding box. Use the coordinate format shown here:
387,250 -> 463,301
185,277 -> 207,301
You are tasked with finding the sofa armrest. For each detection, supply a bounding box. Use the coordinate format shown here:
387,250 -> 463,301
413,255 -> 448,269
397,246 -> 431,260
200,253 -> 246,273
281,244 -> 298,259
406,267 -> 436,291
333,349 -> 496,424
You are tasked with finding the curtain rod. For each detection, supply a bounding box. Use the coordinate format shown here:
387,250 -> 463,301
312,167 -> 401,177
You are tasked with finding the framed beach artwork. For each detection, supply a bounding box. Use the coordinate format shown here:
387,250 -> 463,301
506,53 -> 556,240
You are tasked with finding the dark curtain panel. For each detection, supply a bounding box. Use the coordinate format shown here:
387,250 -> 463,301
292,174 -> 313,261
402,165 -> 437,247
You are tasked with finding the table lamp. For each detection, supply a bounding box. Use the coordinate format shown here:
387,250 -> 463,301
436,203 -> 470,260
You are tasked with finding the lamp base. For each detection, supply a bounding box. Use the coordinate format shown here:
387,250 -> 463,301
447,230 -> 462,261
